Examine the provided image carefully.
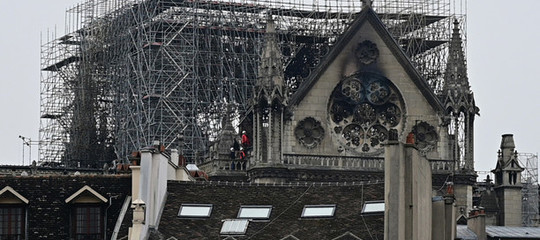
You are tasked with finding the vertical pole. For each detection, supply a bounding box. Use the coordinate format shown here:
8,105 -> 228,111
22,141 -> 25,165
29,140 -> 32,165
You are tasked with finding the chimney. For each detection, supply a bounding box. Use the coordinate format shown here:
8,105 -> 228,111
384,131 -> 432,240
467,207 -> 486,240
130,165 -> 141,203
170,149 -> 179,166
500,134 -> 515,160
129,198 -> 145,240
444,184 -> 456,240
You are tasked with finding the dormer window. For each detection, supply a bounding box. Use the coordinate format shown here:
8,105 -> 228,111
65,186 -> 108,240
74,205 -> 102,239
0,205 -> 25,238
0,187 -> 28,240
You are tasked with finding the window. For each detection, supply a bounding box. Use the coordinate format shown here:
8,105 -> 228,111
361,201 -> 385,215
0,205 -> 25,240
301,205 -> 336,218
0,187 -> 28,240
65,186 -> 107,240
237,205 -> 272,219
178,204 -> 213,218
220,219 -> 249,235
73,205 -> 103,240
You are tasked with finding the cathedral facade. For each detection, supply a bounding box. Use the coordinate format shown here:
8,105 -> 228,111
201,4 -> 480,222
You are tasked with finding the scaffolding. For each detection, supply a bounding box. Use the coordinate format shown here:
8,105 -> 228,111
40,0 -> 466,166
518,153 -> 539,227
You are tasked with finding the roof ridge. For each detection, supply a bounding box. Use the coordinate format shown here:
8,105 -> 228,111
168,180 -> 384,187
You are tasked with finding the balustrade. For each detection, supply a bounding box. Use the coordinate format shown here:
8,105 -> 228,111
282,154 -> 384,171
282,154 -> 455,174
214,159 -> 248,171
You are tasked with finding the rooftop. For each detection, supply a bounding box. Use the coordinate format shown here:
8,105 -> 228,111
154,180 -> 385,239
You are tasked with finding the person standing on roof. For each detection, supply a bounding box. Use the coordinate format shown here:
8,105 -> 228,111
239,147 -> 246,161
241,130 -> 251,149
230,147 -> 236,160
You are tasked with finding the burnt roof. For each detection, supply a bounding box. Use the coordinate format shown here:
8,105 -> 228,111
155,181 -> 385,239
478,190 -> 500,214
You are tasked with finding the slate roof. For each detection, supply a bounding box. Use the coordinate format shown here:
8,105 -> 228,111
486,226 -> 540,239
155,180 -> 385,240
456,225 -> 478,240
0,175 -> 132,239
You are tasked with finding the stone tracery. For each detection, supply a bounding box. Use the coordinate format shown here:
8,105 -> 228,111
413,121 -> 438,152
295,117 -> 325,148
329,72 -> 404,155
355,40 -> 379,65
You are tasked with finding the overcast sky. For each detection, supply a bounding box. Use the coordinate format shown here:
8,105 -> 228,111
0,1 -> 538,176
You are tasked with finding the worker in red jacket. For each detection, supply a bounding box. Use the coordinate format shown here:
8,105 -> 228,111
239,147 -> 246,161
241,130 -> 251,149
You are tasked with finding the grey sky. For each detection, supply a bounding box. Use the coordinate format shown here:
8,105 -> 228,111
0,1 -> 537,175
467,1 -> 540,174
0,1 -> 74,166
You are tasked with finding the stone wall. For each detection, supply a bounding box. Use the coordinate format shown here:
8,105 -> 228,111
285,14 -> 444,159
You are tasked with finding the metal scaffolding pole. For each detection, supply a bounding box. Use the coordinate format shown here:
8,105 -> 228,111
519,153 -> 539,227
39,0 -> 466,166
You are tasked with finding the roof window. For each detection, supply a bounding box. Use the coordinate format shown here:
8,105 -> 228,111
178,204 -> 213,218
361,201 -> 385,215
238,205 -> 272,219
220,219 -> 249,235
301,204 -> 336,218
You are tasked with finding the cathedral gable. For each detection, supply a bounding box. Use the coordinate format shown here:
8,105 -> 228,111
286,7 -> 444,157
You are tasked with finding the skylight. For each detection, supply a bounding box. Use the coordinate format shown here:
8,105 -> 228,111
178,204 -> 213,217
361,201 -> 385,214
220,219 -> 249,235
301,205 -> 336,218
238,205 -> 272,219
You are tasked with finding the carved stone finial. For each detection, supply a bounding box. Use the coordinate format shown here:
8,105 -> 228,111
257,14 -> 284,90
361,0 -> 373,8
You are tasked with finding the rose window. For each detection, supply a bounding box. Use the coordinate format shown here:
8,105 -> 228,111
328,72 -> 404,155
295,117 -> 325,148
